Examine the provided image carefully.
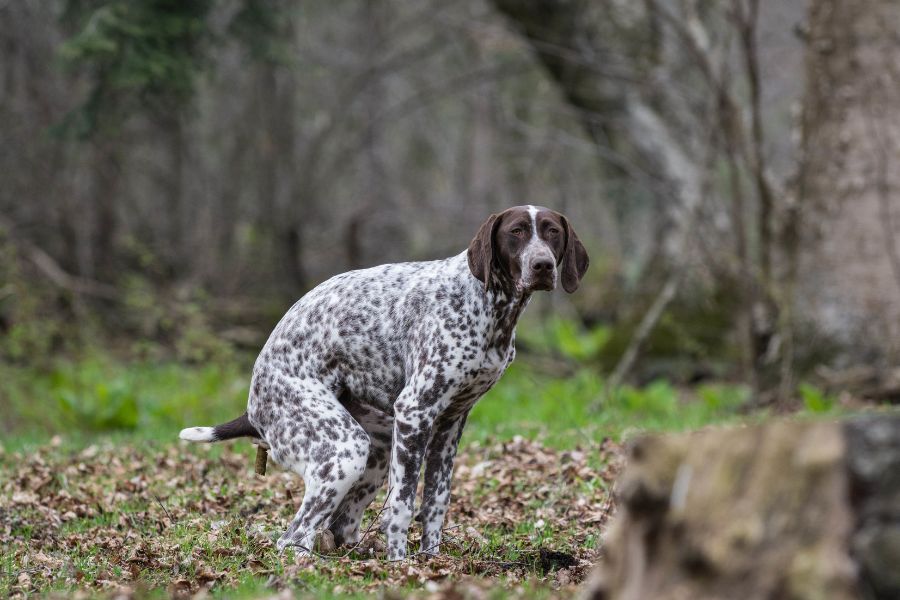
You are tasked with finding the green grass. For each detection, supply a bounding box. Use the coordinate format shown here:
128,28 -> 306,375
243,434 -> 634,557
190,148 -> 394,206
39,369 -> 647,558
465,364 -> 752,447
1,351 -> 756,454
1,355 -> 250,450
1,316 -> 761,451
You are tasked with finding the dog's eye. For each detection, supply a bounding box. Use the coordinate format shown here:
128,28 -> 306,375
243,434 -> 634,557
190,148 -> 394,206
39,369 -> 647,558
547,227 -> 560,236
510,228 -> 524,236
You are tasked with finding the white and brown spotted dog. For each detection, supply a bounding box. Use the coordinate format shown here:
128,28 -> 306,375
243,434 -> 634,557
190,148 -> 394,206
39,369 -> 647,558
180,206 -> 589,560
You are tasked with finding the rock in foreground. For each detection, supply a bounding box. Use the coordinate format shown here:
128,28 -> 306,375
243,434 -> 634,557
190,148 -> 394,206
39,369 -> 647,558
585,414 -> 900,600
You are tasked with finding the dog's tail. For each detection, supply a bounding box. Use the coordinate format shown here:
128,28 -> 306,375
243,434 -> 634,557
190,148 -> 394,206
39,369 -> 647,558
179,412 -> 260,443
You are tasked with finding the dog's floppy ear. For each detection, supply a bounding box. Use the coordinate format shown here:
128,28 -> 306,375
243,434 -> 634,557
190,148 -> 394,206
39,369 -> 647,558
467,212 -> 501,290
559,215 -> 589,293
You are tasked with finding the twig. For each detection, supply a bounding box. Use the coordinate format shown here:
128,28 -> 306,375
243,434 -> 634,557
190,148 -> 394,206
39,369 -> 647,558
602,273 -> 681,404
152,494 -> 175,525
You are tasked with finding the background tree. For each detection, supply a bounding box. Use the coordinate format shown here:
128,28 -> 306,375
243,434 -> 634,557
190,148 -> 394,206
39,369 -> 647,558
795,0 -> 900,368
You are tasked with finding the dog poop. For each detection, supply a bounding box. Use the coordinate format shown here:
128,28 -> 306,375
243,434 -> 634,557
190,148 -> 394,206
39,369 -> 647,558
255,445 -> 268,476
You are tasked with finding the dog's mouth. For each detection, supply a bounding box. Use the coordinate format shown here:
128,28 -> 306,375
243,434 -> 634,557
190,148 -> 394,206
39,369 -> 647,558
519,274 -> 557,293
530,278 -> 556,292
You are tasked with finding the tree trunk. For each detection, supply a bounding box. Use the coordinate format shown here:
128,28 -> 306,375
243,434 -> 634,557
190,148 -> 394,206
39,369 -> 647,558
85,139 -> 121,280
796,0 -> 900,364
258,55 -> 306,295
489,0 -> 704,226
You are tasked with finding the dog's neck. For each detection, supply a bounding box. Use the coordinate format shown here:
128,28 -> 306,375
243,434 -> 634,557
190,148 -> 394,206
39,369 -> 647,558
455,251 -> 532,353
484,285 -> 532,354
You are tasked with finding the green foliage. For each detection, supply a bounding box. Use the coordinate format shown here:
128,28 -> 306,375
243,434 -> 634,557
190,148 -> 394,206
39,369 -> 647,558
697,382 -> 749,412
0,235 -> 73,365
0,307 -> 63,366
552,320 -> 611,363
1,235 -> 239,376
228,0 -> 295,63
595,284 -> 743,380
56,0 -> 295,138
600,380 -> 750,437
518,317 -> 611,363
798,382 -> 836,414
615,380 -> 678,416
3,350 -> 755,449
56,376 -> 140,431
520,285 -> 745,384
58,0 -> 214,137
0,242 -> 233,369
121,274 -> 234,364
0,316 -> 857,449
1,356 -> 248,440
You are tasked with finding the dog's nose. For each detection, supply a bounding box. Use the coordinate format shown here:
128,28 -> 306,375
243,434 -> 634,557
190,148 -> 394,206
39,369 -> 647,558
532,258 -> 554,274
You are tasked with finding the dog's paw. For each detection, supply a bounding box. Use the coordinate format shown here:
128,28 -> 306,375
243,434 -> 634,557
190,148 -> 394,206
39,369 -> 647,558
275,535 -> 291,554
276,534 -> 311,555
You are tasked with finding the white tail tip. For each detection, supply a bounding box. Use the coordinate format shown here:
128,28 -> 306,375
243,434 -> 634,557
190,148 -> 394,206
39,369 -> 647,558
179,426 -> 217,442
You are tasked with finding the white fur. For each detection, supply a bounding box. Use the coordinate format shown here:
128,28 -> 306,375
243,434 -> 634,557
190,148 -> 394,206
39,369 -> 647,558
179,426 -> 216,442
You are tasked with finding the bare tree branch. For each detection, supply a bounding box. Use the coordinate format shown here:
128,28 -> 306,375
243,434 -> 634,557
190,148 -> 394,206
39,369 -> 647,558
0,217 -> 118,300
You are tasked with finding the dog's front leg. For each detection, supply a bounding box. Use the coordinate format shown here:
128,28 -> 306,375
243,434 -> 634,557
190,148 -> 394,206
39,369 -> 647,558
383,402 -> 430,560
383,383 -> 455,561
418,411 -> 468,556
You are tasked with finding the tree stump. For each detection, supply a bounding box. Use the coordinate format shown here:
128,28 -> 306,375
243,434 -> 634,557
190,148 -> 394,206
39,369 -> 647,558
583,414 -> 900,600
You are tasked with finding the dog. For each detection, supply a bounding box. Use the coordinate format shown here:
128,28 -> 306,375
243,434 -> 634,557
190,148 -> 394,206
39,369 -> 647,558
180,205 -> 588,560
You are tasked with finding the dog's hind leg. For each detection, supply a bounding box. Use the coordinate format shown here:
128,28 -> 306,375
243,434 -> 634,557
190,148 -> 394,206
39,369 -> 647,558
328,404 -> 393,547
260,379 -> 370,555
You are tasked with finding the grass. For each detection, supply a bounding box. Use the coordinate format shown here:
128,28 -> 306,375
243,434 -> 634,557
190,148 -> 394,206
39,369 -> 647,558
465,365 -> 753,447
0,350 -> 755,454
1,356 -> 249,448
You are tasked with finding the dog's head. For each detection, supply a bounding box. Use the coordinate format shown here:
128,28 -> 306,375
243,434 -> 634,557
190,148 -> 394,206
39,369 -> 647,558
467,205 -> 589,295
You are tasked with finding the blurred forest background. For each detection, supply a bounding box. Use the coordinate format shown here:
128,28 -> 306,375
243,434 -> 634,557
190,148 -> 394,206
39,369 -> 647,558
2,0 -> 900,440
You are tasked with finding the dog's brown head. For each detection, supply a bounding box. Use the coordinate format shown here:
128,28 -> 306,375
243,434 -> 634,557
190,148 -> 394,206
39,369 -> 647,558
467,205 -> 589,294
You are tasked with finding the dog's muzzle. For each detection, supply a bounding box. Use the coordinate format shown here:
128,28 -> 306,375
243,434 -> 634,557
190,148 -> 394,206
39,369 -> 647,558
526,257 -> 557,291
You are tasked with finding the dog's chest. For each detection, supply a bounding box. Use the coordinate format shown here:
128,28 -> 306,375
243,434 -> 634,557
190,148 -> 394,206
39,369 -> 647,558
446,339 -> 513,408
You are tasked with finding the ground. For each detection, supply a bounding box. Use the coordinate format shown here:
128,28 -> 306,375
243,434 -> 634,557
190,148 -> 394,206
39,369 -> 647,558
0,433 -> 623,599
0,343 -> 825,599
